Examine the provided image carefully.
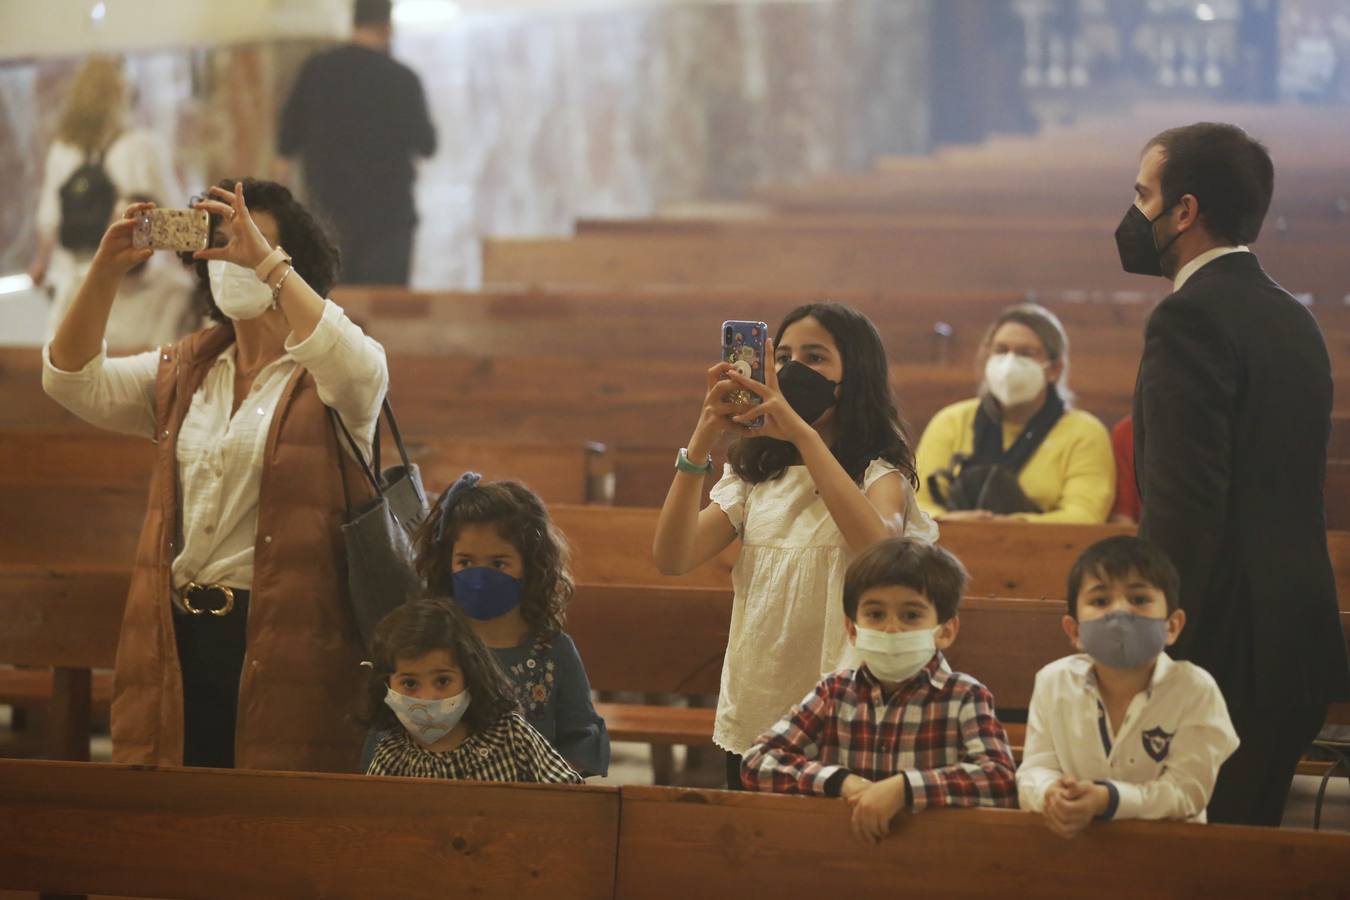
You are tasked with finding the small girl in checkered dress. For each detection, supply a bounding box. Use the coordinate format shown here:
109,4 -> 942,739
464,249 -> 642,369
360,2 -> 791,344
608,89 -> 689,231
363,598 -> 581,783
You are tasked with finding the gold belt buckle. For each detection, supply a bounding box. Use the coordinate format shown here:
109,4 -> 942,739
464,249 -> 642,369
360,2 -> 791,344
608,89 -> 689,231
182,582 -> 235,617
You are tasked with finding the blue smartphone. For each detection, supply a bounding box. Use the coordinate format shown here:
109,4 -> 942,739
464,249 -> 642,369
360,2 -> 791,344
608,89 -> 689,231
722,320 -> 768,428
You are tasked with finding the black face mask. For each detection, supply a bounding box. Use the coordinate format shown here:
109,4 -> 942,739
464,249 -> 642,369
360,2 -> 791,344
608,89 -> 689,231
777,360 -> 839,425
1114,202 -> 1182,277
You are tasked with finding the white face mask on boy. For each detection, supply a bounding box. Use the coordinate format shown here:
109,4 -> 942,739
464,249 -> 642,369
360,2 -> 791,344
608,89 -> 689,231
853,626 -> 940,683
984,352 -> 1048,407
208,260 -> 273,321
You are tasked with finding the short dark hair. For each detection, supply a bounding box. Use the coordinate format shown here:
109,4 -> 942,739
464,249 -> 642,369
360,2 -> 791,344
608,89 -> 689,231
184,178 -> 341,323
1146,122 -> 1274,245
1066,536 -> 1181,618
843,537 -> 969,624
413,477 -> 574,639
360,598 -> 518,734
354,0 -> 392,27
729,302 -> 918,488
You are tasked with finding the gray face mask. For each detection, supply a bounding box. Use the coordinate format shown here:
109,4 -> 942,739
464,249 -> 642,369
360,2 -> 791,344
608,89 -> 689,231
1078,610 -> 1169,670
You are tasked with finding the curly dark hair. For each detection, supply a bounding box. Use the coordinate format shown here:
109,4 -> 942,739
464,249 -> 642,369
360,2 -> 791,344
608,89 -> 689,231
360,598 -> 519,734
182,177 -> 341,323
729,303 -> 918,488
413,477 -> 573,638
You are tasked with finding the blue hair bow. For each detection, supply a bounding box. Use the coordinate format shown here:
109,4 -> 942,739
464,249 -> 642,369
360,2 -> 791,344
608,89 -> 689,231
432,471 -> 482,546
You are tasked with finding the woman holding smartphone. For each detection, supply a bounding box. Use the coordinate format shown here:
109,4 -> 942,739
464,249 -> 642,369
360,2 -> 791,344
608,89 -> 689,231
43,179 -> 386,773
652,303 -> 937,789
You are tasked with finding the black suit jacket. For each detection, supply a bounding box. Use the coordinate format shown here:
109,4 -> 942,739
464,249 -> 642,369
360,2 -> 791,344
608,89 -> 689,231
1134,251 -> 1350,709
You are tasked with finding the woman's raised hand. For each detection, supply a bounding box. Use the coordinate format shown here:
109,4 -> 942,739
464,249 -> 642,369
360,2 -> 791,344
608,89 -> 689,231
192,182 -> 272,270
90,201 -> 156,276
725,339 -> 811,444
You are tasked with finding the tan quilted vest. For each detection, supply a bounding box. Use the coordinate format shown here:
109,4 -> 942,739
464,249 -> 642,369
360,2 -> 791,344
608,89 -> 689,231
111,324 -> 372,772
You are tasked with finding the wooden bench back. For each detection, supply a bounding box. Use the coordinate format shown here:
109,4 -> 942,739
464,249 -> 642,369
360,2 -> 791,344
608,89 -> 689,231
0,759 -> 619,900
481,228 -> 1350,300
614,785 -> 1350,900
0,427 -> 606,506
5,760 -> 1348,900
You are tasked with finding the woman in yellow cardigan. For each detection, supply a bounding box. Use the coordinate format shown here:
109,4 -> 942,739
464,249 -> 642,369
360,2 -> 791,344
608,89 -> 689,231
915,304 -> 1114,524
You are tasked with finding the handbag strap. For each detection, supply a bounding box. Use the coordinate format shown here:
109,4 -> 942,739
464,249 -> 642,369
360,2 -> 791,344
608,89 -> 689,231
373,397 -> 414,474
329,396 -> 416,513
329,407 -> 386,507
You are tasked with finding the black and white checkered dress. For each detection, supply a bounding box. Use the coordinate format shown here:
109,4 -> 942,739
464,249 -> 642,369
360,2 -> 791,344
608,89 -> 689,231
366,712 -> 583,784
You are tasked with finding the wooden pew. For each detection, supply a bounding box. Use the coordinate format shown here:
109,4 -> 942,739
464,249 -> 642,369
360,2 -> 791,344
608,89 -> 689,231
0,759 -> 619,900
481,226 -> 1350,300
615,786 -> 1350,899
0,427 -> 610,506
332,283 -> 1350,366
5,760 -> 1345,900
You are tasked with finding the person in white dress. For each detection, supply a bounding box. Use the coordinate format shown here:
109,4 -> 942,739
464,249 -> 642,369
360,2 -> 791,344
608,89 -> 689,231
653,303 -> 938,788
28,56 -> 183,339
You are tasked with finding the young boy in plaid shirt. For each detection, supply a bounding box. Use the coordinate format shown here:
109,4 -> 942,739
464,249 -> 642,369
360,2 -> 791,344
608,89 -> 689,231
740,537 -> 1017,843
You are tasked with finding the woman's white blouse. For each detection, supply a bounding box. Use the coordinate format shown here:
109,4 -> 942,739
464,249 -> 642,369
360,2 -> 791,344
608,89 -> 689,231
708,459 -> 939,754
42,300 -> 387,591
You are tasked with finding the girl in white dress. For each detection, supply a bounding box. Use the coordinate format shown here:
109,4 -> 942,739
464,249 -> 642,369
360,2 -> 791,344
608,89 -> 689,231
653,303 -> 938,788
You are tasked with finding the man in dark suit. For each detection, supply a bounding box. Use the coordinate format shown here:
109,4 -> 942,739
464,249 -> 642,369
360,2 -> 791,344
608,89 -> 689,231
1123,122 -> 1350,826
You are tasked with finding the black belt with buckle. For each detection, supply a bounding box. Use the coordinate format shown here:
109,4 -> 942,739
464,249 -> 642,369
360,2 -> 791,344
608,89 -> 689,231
180,582 -> 243,616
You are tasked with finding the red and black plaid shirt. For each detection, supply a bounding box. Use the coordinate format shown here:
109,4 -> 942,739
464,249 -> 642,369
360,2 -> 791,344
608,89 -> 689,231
740,652 -> 1018,810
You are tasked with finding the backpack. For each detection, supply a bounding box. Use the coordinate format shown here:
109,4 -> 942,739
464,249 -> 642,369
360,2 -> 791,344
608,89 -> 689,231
58,146 -> 118,251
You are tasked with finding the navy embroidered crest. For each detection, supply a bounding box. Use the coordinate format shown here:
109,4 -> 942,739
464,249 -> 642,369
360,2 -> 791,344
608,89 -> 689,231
1141,726 -> 1174,763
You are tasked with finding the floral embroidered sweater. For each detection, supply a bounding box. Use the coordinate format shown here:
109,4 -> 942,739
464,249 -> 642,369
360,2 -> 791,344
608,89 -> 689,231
492,631 -> 610,777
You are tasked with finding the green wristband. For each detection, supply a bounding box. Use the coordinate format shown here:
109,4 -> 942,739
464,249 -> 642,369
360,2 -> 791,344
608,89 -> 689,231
675,447 -> 714,475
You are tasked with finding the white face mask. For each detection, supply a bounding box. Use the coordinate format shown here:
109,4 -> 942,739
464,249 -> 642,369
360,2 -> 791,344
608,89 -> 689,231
208,260 -> 273,321
384,687 -> 472,747
853,626 -> 939,683
984,352 -> 1048,407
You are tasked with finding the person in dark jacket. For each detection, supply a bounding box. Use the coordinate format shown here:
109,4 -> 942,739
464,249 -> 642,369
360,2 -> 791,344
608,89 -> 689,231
1121,121 -> 1350,825
276,0 -> 436,285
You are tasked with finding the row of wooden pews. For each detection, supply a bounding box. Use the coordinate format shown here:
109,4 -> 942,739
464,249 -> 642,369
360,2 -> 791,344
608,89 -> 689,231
2,758 -> 1347,899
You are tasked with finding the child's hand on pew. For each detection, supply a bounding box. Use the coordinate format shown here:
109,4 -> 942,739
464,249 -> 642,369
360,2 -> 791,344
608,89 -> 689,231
845,774 -> 907,845
839,773 -> 872,803
1043,776 -> 1109,839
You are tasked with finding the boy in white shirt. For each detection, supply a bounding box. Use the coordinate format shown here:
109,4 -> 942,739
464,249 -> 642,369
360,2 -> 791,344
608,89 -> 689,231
1017,536 -> 1239,836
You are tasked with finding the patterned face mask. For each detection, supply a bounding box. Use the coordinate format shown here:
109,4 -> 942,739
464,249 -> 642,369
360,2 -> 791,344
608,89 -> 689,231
384,686 -> 472,747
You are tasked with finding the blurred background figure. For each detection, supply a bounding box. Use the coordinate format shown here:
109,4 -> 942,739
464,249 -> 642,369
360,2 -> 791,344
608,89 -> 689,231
28,56 -> 183,328
275,0 -> 437,286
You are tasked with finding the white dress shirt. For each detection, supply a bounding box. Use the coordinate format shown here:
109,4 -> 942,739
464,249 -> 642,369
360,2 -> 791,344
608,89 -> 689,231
1173,245 -> 1250,292
43,299 -> 388,591
1016,653 -> 1239,823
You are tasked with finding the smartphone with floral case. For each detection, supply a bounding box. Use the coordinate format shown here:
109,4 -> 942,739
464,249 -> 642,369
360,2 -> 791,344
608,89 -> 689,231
721,320 -> 767,428
132,208 -> 210,252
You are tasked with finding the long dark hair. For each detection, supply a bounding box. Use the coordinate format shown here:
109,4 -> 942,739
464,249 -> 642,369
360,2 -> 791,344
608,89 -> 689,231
729,303 -> 917,487
360,598 -> 519,734
182,177 -> 341,322
413,477 -> 573,638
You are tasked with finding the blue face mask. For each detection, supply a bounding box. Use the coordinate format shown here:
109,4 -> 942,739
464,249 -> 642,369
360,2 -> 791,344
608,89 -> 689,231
451,567 -> 524,620
1078,610 -> 1169,670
